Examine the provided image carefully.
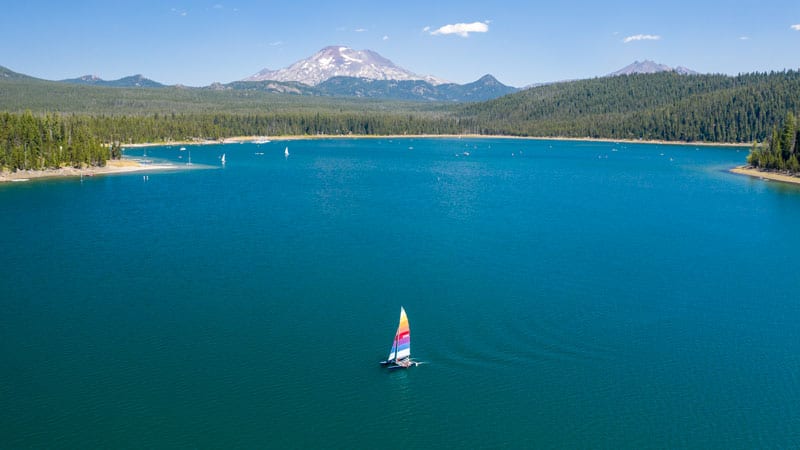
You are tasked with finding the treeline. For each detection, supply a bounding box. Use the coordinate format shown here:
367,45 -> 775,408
86,112 -> 471,143
746,112 -> 800,173
0,112 -> 112,171
1,111 -> 473,171
459,71 -> 800,143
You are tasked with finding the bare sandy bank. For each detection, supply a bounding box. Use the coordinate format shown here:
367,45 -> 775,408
121,135 -> 752,149
0,159 -> 198,184
730,166 -> 800,186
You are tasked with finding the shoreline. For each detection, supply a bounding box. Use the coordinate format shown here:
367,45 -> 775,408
729,166 -> 800,186
0,159 -> 199,184
121,134 -> 752,149
3,137 -> 755,184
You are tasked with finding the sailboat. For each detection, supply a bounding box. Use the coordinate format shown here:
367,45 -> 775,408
380,306 -> 418,369
284,146 -> 290,157
221,153 -> 226,165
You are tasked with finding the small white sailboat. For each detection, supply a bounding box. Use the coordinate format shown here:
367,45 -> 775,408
284,146 -> 290,158
380,306 -> 419,369
221,153 -> 226,165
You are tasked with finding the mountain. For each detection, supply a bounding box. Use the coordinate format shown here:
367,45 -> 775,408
244,45 -> 448,86
456,75 -> 519,101
224,74 -> 518,102
609,60 -> 698,76
0,65 -> 41,81
60,74 -> 165,88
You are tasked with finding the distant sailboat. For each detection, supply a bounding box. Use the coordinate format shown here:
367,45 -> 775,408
380,306 -> 418,369
284,146 -> 290,158
221,153 -> 226,165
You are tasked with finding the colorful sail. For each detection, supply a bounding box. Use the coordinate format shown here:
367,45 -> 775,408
387,307 -> 411,362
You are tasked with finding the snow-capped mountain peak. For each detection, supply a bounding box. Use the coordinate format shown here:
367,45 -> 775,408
609,60 -> 699,76
244,46 -> 448,86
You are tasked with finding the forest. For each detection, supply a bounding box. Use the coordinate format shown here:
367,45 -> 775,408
458,71 -> 800,143
746,112 -> 799,174
0,112 -> 112,171
2,70 -> 800,172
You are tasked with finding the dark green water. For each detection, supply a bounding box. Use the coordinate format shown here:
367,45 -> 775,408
2,138 -> 799,448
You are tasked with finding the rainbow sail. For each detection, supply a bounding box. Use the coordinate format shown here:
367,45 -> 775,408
387,307 -> 411,362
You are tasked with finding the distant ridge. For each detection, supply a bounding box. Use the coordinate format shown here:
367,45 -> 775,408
0,65 -> 41,81
609,60 -> 698,76
223,73 -> 518,102
244,45 -> 448,86
60,74 -> 165,88
311,73 -> 518,101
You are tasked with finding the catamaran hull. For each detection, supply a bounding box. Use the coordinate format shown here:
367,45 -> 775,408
386,361 -> 418,370
381,358 -> 418,369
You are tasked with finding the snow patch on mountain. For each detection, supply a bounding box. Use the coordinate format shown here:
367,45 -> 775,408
609,60 -> 699,76
244,46 -> 448,86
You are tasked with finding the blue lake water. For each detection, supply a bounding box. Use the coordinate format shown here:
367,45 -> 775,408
2,138 -> 799,448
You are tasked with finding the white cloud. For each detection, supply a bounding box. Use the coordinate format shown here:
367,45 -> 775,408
354,28 -> 367,32
429,21 -> 489,38
422,26 -> 431,32
623,34 -> 661,43
269,41 -> 285,47
791,24 -> 800,31
382,35 -> 389,41
739,36 -> 750,40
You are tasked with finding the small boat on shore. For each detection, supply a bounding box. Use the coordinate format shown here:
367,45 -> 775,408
380,306 -> 419,369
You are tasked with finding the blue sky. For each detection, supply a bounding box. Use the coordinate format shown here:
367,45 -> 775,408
1,0 -> 798,87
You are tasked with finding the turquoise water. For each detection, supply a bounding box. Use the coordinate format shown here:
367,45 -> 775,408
2,138 -> 799,448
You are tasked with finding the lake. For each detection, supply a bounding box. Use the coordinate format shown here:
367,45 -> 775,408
2,138 -> 799,448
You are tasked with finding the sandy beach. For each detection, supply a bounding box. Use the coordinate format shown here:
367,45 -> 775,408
119,134 -> 753,149
0,159 -> 195,184
730,166 -> 800,186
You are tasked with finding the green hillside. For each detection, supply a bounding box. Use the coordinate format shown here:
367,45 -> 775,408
0,67 -> 449,116
459,71 -> 800,143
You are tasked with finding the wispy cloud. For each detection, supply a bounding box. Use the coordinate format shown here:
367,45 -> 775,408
739,36 -> 750,40
791,24 -> 800,31
382,35 -> 389,41
213,4 -> 223,9
170,7 -> 188,17
269,41 -> 285,47
623,34 -> 661,43
354,28 -> 368,33
429,21 -> 489,38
